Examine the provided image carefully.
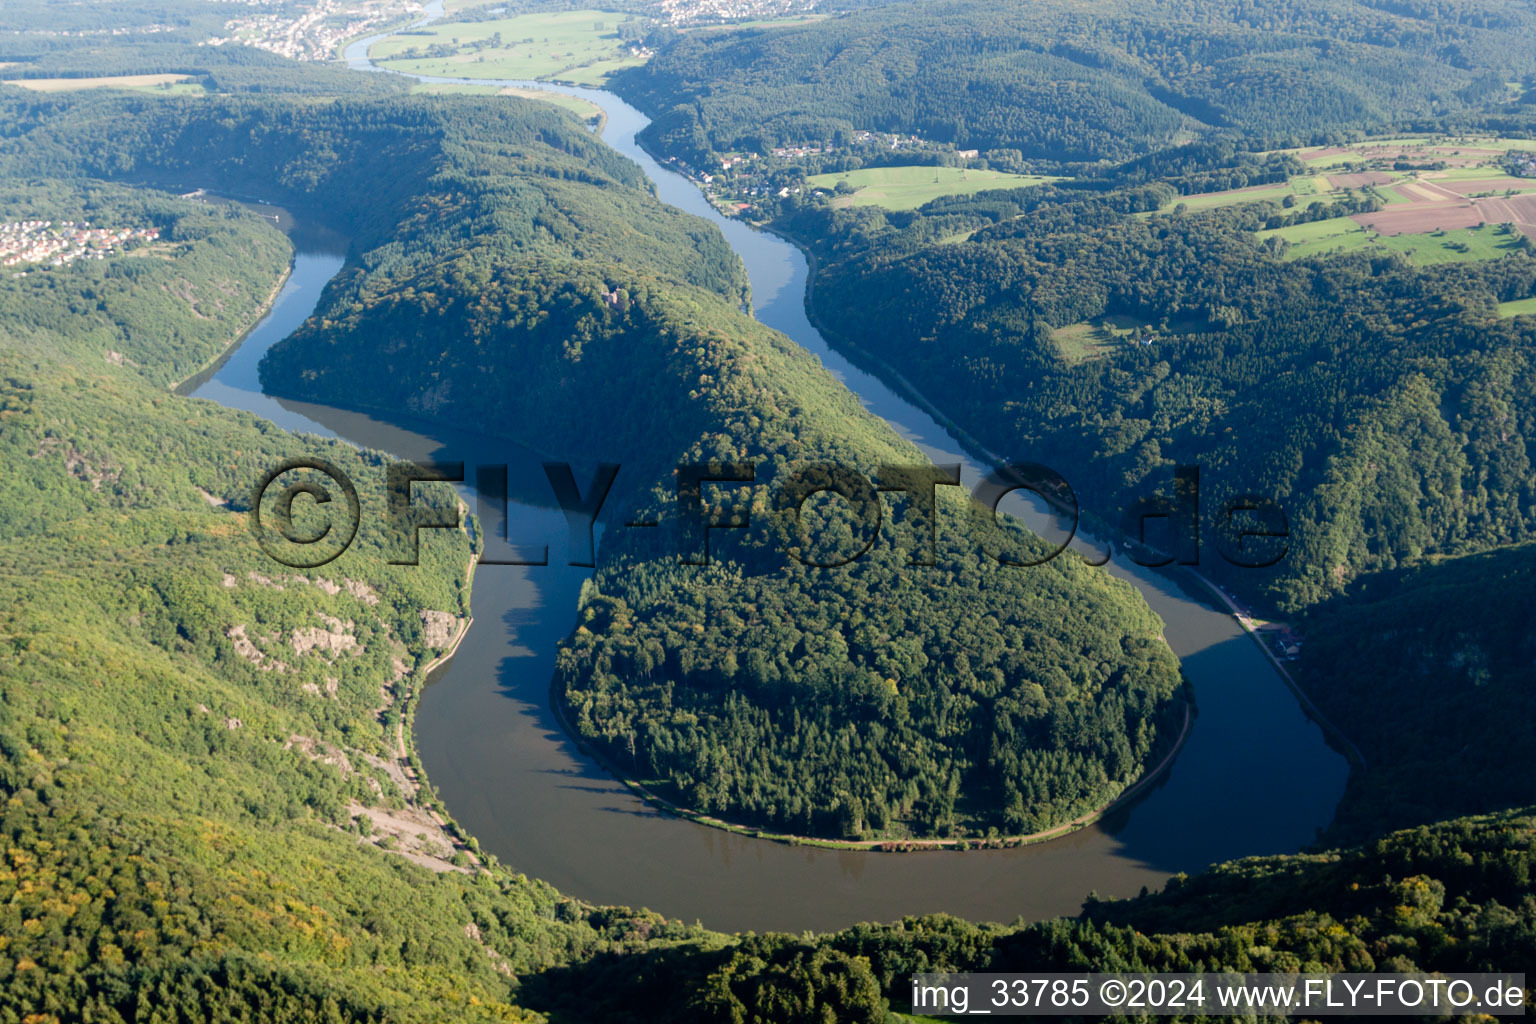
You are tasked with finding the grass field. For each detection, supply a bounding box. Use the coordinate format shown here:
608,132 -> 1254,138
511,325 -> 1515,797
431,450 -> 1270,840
1262,218 -> 1527,264
1435,174 -> 1536,195
371,10 -> 647,84
1284,136 -> 1536,168
806,166 -> 1058,210
1048,314 -> 1151,363
1499,296 -> 1536,318
1,73 -> 202,94
1166,172 -> 1376,212
1175,183 -> 1320,211
408,81 -> 604,122
1172,159 -> 1533,215
1425,165 -> 1517,181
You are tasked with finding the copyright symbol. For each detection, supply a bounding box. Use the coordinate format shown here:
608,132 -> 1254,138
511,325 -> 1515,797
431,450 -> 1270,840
250,457 -> 360,568
1100,979 -> 1127,1008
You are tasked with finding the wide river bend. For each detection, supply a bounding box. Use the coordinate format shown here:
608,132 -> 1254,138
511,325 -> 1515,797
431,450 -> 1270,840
184,27 -> 1350,932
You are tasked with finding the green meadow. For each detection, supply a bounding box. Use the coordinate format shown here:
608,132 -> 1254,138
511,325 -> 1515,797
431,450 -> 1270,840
1048,314 -> 1152,363
371,9 -> 647,84
806,165 -> 1058,210
1262,219 -> 1528,264
1286,135 -> 1536,167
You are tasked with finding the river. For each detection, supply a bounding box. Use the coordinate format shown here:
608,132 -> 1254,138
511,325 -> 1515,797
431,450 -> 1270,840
183,25 -> 1349,933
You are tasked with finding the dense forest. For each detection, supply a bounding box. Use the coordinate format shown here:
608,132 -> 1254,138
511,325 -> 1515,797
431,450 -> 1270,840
0,183 -> 623,1022
0,91 -> 749,305
769,180 -> 1536,615
188,92 -> 1189,842
613,0 -> 1536,168
266,250 -> 1185,841
0,180 -> 292,385
726,125 -> 1536,869
1299,543 -> 1536,842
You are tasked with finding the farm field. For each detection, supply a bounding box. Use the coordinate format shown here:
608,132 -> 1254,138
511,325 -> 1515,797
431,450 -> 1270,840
1173,182 -> 1323,211
370,9 -> 648,84
1,73 -> 203,94
1261,219 -> 1528,264
806,165 -> 1059,210
1161,135 -> 1536,262
1499,296 -> 1536,318
1173,169 -> 1531,217
408,81 -> 604,122
1161,170 -> 1376,212
1433,174 -> 1536,195
1285,136 -> 1536,168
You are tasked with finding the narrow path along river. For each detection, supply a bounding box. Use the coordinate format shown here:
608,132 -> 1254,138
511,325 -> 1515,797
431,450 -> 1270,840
182,34 -> 1352,932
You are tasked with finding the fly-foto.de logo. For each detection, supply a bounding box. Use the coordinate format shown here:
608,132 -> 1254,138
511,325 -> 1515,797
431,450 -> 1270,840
250,458 -> 1289,571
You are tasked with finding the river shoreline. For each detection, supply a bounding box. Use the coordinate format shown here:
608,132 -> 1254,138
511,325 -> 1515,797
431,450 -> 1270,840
548,665 -> 1196,852
1191,574 -> 1366,770
172,259 -> 292,394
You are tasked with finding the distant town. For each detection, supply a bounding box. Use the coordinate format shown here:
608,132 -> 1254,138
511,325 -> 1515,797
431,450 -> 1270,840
641,0 -> 819,26
1,220 -> 160,271
199,0 -> 827,59
203,0 -> 423,61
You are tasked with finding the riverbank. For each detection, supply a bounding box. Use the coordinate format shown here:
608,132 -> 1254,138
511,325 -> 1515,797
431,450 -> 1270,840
1191,574 -> 1367,770
549,671 -> 1195,852
393,604 -> 482,868
171,259 -> 291,394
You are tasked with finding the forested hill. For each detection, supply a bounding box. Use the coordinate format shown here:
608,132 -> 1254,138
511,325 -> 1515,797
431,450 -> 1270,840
264,249 -> 1184,842
527,807 -> 1536,1021
1,173 -> 1529,1017
0,91 -> 749,305
0,181 -> 681,1022
614,0 -> 1536,166
776,184 -> 1536,615
220,92 -> 1184,843
0,168 -> 1526,1024
0,17 -> 1532,1024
